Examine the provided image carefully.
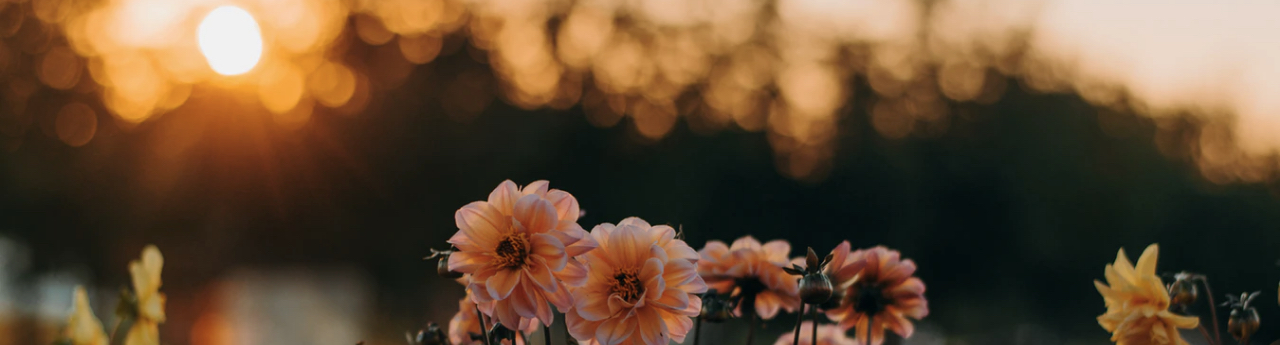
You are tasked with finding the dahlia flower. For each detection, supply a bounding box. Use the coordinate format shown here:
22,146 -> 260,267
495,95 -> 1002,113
565,218 -> 707,345
448,180 -> 597,329
697,236 -> 800,319
825,243 -> 928,345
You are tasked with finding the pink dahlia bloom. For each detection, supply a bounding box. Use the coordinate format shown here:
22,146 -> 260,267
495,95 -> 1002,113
565,218 -> 707,345
448,180 -> 598,329
824,243 -> 928,345
697,236 -> 800,320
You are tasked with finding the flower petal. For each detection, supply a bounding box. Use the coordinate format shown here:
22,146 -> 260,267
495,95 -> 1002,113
557,259 -> 589,287
448,250 -> 490,274
522,180 -> 550,196
635,306 -> 669,345
575,288 -> 614,321
455,202 -> 507,248
486,269 -> 522,300
531,233 -> 568,271
566,308 -> 602,341
544,190 -> 580,223
524,261 -> 558,292
594,316 -> 636,345
762,240 -> 791,264
488,180 -> 521,214
514,195 -> 559,234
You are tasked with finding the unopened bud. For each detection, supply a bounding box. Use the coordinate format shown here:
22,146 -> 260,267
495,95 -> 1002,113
1168,279 -> 1197,307
1229,307 -> 1260,342
799,273 -> 833,305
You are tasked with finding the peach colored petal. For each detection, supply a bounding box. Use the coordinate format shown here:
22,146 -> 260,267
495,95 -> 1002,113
524,262 -> 557,292
682,294 -> 703,316
544,190 -> 580,223
508,286 -> 539,322
566,308 -> 602,341
545,282 -> 575,312
662,260 -> 705,293
449,231 -> 483,252
880,259 -> 917,285
493,299 -> 522,331
650,287 -> 691,311
576,289 -> 614,321
755,291 -> 783,319
488,180 -> 521,214
608,225 -> 646,268
486,269 -> 522,300
448,251 -> 489,274
762,240 -> 791,263
594,317 -> 636,345
882,311 -> 915,338
530,233 -> 568,270
641,259 -> 666,299
559,225 -> 597,257
635,306 -> 668,345
824,241 -> 851,276
455,202 -> 505,248
514,195 -> 559,234
522,180 -> 550,196
557,259 -> 589,287
730,236 -> 762,251
659,308 -> 694,342
704,278 -> 736,293
699,241 -> 729,261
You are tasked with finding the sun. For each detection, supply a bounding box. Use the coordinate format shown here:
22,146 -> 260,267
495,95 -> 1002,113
197,6 -> 263,76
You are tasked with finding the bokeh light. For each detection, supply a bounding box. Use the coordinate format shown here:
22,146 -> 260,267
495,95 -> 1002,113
197,6 -> 263,76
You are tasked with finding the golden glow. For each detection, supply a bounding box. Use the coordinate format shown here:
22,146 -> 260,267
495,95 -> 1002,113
198,6 -> 263,76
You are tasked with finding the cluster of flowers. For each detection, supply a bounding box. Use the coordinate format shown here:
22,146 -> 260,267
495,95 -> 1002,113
1095,244 -> 1266,345
60,245 -> 167,345
424,180 -> 929,345
51,179 -> 929,345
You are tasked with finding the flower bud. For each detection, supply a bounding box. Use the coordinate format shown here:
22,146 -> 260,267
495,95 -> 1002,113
1168,278 -> 1197,307
700,289 -> 736,323
427,248 -> 464,279
406,322 -> 447,345
798,273 -> 833,305
1229,307 -> 1260,342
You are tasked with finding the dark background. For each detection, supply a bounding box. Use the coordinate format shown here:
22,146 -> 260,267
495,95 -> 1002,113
4,44 -> 1280,344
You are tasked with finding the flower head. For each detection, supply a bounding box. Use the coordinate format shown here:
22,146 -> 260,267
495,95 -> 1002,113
449,291 -> 537,345
773,321 -> 858,345
448,180 -> 598,329
824,243 -> 927,345
565,217 -> 707,345
125,245 -> 165,345
1094,244 -> 1199,345
66,286 -> 108,345
697,236 -> 800,320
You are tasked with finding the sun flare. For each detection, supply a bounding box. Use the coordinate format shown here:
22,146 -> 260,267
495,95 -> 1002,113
197,6 -> 263,76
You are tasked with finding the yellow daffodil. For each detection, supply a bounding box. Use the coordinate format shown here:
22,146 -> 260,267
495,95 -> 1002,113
1095,244 -> 1199,345
125,245 -> 165,345
66,286 -> 108,345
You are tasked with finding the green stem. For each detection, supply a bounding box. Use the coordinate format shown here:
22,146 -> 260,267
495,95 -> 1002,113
745,311 -> 757,345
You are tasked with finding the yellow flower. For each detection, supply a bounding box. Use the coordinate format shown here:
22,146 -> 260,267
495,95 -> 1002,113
1095,244 -> 1199,345
126,245 -> 165,345
66,286 -> 108,345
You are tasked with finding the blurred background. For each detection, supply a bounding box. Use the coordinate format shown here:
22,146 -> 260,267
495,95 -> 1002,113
3,0 -> 1280,344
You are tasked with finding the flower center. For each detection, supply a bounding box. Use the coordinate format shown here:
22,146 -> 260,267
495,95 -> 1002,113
494,232 -> 529,269
850,281 -> 890,315
611,268 -> 644,303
